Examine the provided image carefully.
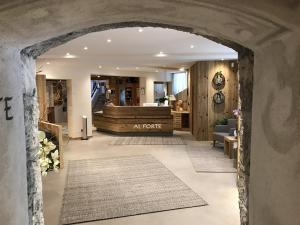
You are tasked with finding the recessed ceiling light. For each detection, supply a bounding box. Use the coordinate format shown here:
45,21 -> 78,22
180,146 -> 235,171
46,62 -> 50,65
179,67 -> 185,71
107,39 -> 112,43
138,28 -> 143,33
98,65 -> 102,69
116,67 -> 120,70
190,45 -> 195,49
155,51 -> 167,57
64,53 -> 76,58
84,46 -> 88,50
97,75 -> 101,78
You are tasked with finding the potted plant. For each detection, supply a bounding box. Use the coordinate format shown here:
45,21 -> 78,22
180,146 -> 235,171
157,96 -> 169,106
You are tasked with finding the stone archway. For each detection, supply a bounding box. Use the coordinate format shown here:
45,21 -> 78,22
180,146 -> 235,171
21,21 -> 254,225
0,1 -> 299,225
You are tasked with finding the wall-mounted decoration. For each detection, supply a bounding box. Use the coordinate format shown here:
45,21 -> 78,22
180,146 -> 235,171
212,71 -> 225,90
213,91 -> 225,104
53,81 -> 64,106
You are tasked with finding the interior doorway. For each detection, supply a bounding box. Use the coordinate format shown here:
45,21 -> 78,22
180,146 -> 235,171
25,23 -> 253,225
46,79 -> 68,124
36,77 -> 70,137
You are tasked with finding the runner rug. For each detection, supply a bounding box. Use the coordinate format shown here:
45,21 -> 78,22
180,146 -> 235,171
111,136 -> 185,145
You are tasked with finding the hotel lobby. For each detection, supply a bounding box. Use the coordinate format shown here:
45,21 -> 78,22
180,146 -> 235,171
0,1 -> 299,225
35,28 -> 240,225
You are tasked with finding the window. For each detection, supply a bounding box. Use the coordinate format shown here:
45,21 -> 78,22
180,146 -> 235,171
172,72 -> 187,95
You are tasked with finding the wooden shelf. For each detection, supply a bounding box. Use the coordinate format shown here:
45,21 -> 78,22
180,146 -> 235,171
171,111 -> 190,130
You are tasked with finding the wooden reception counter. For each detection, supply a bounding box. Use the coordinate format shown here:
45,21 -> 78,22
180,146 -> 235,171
93,106 -> 173,135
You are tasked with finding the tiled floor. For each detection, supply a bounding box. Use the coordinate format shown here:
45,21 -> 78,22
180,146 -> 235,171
42,131 -> 240,225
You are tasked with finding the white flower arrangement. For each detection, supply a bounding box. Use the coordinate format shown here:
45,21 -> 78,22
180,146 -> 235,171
38,131 -> 60,176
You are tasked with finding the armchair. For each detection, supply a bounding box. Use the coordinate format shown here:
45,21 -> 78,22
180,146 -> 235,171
213,119 -> 236,146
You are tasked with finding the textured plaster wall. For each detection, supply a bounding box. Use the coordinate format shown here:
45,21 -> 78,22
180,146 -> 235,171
0,1 -> 299,225
250,35 -> 300,225
0,47 -> 29,225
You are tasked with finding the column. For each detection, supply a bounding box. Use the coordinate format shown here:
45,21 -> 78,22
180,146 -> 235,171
0,46 -> 29,225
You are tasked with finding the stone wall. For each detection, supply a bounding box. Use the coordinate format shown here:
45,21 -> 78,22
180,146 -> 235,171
21,55 -> 44,225
237,49 -> 254,225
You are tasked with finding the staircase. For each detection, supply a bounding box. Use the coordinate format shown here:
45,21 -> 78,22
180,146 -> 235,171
92,93 -> 106,112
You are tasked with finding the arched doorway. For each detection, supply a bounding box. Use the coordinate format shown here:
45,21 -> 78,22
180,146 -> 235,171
22,21 -> 253,225
0,2 -> 298,225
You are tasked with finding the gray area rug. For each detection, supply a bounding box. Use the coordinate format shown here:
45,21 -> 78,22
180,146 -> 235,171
187,145 -> 236,173
61,155 -> 207,224
112,136 -> 185,145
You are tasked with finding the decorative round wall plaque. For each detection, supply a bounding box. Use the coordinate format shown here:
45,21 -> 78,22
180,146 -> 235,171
213,91 -> 225,104
212,71 -> 225,90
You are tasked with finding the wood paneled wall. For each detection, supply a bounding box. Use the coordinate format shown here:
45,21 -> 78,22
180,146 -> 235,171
190,60 -> 238,141
190,62 -> 209,140
36,74 -> 47,121
175,88 -> 189,111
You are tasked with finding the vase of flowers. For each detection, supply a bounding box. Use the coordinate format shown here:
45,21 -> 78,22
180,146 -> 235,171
157,96 -> 169,106
233,108 -> 240,118
38,131 -> 60,176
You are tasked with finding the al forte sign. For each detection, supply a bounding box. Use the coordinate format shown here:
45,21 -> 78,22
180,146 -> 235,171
0,96 -> 13,120
133,124 -> 162,129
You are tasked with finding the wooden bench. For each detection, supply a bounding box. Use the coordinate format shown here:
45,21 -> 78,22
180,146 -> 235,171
224,135 -> 237,159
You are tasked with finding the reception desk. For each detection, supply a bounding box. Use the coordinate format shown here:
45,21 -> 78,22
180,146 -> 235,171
93,106 -> 173,135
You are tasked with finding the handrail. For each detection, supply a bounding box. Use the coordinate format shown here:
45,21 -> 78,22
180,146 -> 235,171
91,84 -> 98,98
91,88 -> 102,110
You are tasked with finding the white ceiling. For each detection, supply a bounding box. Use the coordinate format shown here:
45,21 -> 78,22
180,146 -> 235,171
37,27 -> 237,73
